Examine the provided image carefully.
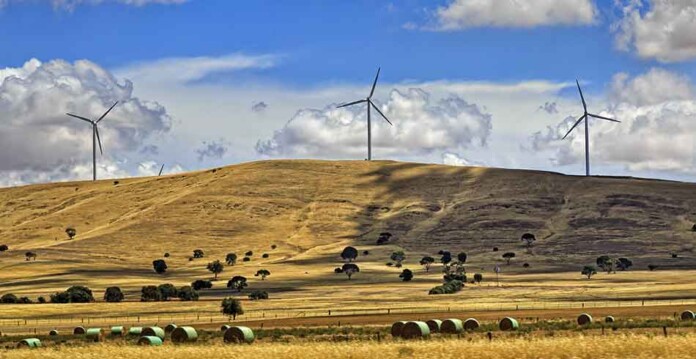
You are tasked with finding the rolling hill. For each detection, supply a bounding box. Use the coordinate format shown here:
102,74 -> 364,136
1,159 -> 696,297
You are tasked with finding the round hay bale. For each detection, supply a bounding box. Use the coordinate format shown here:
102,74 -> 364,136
463,318 -> 480,331
16,338 -> 41,348
165,324 -> 178,334
425,319 -> 442,333
137,336 -> 163,346
391,321 -> 407,337
128,327 -> 143,336
605,316 -> 615,323
681,310 -> 695,320
49,330 -> 59,336
110,326 -> 125,336
171,326 -> 198,343
401,321 -> 430,339
577,313 -> 593,325
440,318 -> 464,334
85,328 -> 104,342
223,326 -> 255,344
73,326 -> 86,335
141,326 -> 165,340
220,324 -> 232,332
499,317 -> 519,331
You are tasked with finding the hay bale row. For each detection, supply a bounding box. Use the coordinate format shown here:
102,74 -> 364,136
142,326 -> 165,340
464,318 -> 480,330
426,319 -> 442,333
681,310 -> 695,320
138,336 -> 163,346
165,324 -> 178,334
441,318 -> 463,334
605,316 -> 615,323
224,326 -> 255,344
499,317 -> 519,331
391,321 -> 407,337
171,326 -> 198,343
73,326 -> 85,335
49,330 -> 59,336
401,321 -> 430,339
16,338 -> 41,348
85,328 -> 104,342
577,313 -> 593,325
221,324 -> 232,332
110,326 -> 125,337
128,327 -> 143,336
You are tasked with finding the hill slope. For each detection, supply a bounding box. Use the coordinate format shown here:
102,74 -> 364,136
1,160 -> 696,295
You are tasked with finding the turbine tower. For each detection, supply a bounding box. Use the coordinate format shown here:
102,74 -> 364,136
562,80 -> 619,176
66,102 -> 118,181
337,68 -> 392,161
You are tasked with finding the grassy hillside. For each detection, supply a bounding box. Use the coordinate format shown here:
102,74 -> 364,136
1,160 -> 696,300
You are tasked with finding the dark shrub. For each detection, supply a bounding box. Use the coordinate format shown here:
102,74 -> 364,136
334,267 -> 343,274
152,259 -> 168,274
1,293 -> 18,303
65,227 -> 77,240
473,273 -> 483,284
245,251 -> 253,257
51,286 -> 94,303
399,269 -> 413,282
0,244 -> 8,252
243,257 -> 250,262
164,252 -> 170,258
226,253 -> 238,265
158,283 -> 178,301
104,287 -> 124,303
248,290 -> 269,300
177,286 -> 199,301
262,253 -> 269,258
523,263 -> 530,268
493,247 -> 499,252
193,249 -> 205,259
648,264 -> 658,271
271,244 -> 277,250
191,280 -> 213,291
363,250 -> 369,255
141,285 -> 161,302
386,262 -> 394,267
18,296 -> 32,304
37,296 -> 46,304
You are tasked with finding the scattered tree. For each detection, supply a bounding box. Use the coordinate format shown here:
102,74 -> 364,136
399,269 -> 413,282
50,286 -> 94,303
193,249 -> 205,259
473,273 -> 483,284
221,297 -> 244,320
227,276 -> 248,292
164,252 -> 170,258
18,296 -> 32,304
523,263 -> 530,268
596,255 -> 615,273
177,286 -> 199,301
37,296 -> 46,304
191,279 -> 213,291
420,256 -> 435,272
245,251 -> 253,257
376,232 -> 392,245
648,264 -> 658,271
521,233 -> 536,248
390,251 -> 405,267
582,265 -> 597,279
141,285 -> 162,301
493,247 -> 499,252
65,227 -> 77,240
206,260 -> 224,280
255,269 -> 271,280
440,251 -> 452,265
341,246 -> 358,262
158,283 -> 178,301
1,294 -> 18,303
152,259 -> 168,274
617,257 -> 633,271
457,252 -> 468,263
243,257 -> 251,262
104,287 -> 124,302
0,244 -> 8,252
502,252 -> 515,265
25,251 -> 37,261
225,253 -> 238,265
262,253 -> 269,258
248,290 -> 268,300
342,263 -> 360,280
271,244 -> 277,250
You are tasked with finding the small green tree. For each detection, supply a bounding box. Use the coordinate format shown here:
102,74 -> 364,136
340,246 -> 358,262
420,256 -> 435,272
221,297 -> 244,320
227,276 -> 248,292
65,227 -> 77,240
104,287 -> 124,302
152,259 -> 167,274
521,233 -> 536,247
502,252 -> 515,265
390,251 -> 405,267
342,263 -> 360,280
473,273 -> 483,284
158,283 -> 178,301
225,253 -> 238,265
193,249 -> 205,258
582,265 -> 597,279
206,260 -> 224,280
255,269 -> 271,280
399,269 -> 413,282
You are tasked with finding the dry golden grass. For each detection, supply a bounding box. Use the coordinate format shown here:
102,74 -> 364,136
4,334 -> 696,359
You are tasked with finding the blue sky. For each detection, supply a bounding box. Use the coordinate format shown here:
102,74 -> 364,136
1,0 -> 696,185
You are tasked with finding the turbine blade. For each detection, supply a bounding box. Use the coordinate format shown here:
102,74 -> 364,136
370,101 -> 392,126
95,126 -> 103,155
562,114 -> 586,140
66,113 -> 93,124
336,99 -> 367,108
158,164 -> 165,176
369,67 -> 381,99
588,113 -> 620,123
576,79 -> 587,112
96,101 -> 118,123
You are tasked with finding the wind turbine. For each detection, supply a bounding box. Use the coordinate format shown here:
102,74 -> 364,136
158,164 -> 165,176
66,102 -> 118,181
562,80 -> 619,176
336,67 -> 393,161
